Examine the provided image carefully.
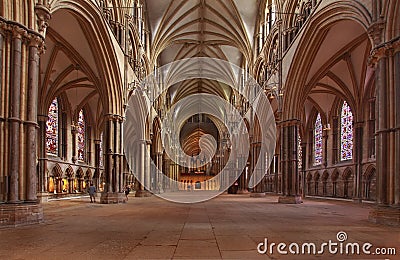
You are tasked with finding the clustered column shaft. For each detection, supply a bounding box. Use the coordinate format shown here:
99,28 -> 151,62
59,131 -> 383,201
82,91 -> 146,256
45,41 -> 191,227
0,22 -> 44,203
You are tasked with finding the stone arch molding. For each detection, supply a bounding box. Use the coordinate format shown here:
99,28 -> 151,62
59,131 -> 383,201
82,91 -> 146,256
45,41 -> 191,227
282,0 -> 373,121
46,0 -> 125,116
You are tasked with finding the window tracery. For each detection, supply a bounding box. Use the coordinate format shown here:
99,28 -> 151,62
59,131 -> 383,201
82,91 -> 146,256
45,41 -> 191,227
46,98 -> 59,155
340,101 -> 353,161
314,113 -> 322,165
77,109 -> 86,161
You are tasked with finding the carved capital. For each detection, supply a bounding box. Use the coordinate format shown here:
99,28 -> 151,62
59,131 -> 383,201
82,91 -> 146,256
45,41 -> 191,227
354,122 -> 365,129
367,20 -> 385,46
28,35 -> 43,48
37,114 -> 49,122
368,37 -> 400,66
28,35 -> 46,55
116,115 -> 124,123
0,21 -> 7,35
104,113 -> 124,123
278,119 -> 301,128
35,4 -> 51,37
11,25 -> 27,39
368,46 -> 386,66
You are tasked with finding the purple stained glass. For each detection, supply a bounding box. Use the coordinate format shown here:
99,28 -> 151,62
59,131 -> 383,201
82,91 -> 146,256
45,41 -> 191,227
99,132 -> 103,167
298,133 -> 302,169
340,101 -> 353,161
46,98 -> 58,155
77,109 -> 85,161
314,113 -> 322,165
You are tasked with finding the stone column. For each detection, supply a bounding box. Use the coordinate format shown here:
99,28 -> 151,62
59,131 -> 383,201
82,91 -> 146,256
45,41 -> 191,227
135,140 -> 151,197
106,122 -> 113,192
250,143 -> 265,197
71,125 -> 77,164
237,155 -> 247,193
331,116 -> 339,165
323,126 -> 328,167
278,119 -> 302,204
395,51 -> 400,206
26,36 -> 41,202
106,118 -> 114,193
139,140 -> 145,191
145,139 -> 151,190
94,139 -> 101,187
56,178 -> 62,193
100,115 -> 125,203
353,122 -> 364,202
114,119 -> 120,192
219,145 -> 228,192
68,178 -> 74,193
300,141 -> 307,198
37,116 -> 48,194
118,118 -> 124,192
273,154 -> 279,193
368,38 -> 400,225
164,156 -> 170,191
375,55 -> 389,205
0,21 -> 46,226
157,152 -> 163,192
0,31 -> 4,202
169,161 -> 177,191
77,178 -> 81,192
8,27 -> 24,203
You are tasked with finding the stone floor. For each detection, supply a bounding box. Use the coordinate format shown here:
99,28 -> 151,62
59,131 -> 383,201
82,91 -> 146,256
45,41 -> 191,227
0,194 -> 399,260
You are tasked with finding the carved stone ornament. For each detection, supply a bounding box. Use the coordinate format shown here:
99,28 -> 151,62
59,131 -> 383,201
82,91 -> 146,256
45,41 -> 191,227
35,4 -> 51,37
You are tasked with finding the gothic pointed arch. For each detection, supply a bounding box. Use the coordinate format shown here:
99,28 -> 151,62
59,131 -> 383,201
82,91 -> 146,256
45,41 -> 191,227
65,166 -> 74,178
283,1 -> 373,120
85,168 -> 93,180
51,163 -> 63,178
363,165 -> 376,201
46,0 -> 124,116
342,167 -> 353,198
76,167 -> 84,178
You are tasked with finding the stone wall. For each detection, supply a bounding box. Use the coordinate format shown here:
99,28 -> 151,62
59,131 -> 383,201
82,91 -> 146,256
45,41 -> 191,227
0,203 -> 43,228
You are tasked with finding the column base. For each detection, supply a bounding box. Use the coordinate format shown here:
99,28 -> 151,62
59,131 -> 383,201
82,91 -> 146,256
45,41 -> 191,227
134,190 -> 153,197
237,189 -> 249,194
369,205 -> 400,226
0,202 -> 43,227
37,192 -> 49,203
100,192 -> 126,204
278,195 -> 302,204
250,192 -> 266,198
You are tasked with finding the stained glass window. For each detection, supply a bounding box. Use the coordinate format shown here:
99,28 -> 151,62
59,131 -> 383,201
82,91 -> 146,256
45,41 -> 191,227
46,98 -> 58,155
314,113 -> 323,165
340,101 -> 353,161
99,132 -> 103,167
77,109 -> 85,161
298,133 -> 302,169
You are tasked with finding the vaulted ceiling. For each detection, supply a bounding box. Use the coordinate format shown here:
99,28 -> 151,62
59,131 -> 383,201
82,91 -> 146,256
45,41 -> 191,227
146,0 -> 259,104
303,20 -> 373,124
40,10 -> 104,131
148,0 -> 257,66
